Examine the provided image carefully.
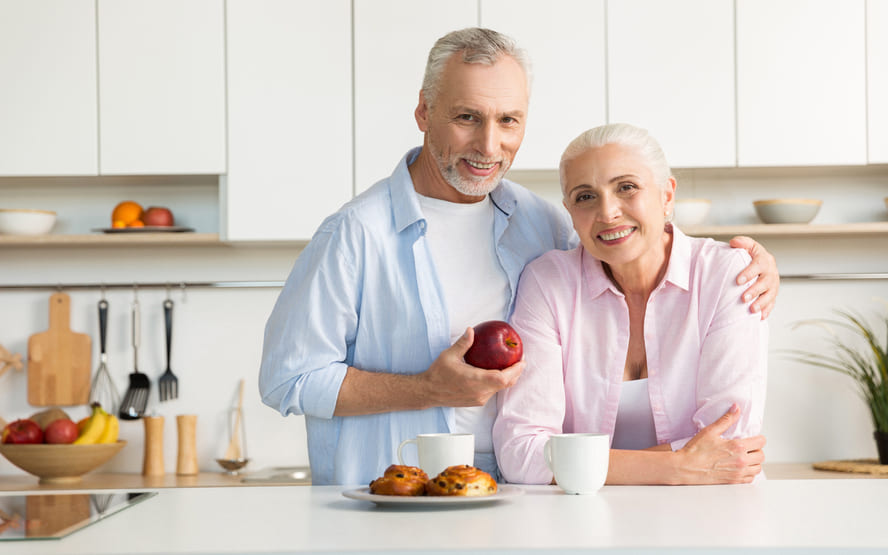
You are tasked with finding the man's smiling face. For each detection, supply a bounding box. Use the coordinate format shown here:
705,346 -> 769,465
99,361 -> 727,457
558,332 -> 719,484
416,54 -> 528,200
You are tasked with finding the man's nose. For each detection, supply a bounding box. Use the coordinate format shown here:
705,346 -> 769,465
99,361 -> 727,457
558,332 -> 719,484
475,121 -> 499,157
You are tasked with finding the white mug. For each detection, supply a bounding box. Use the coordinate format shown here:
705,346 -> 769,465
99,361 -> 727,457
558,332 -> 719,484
397,433 -> 474,477
544,433 -> 609,494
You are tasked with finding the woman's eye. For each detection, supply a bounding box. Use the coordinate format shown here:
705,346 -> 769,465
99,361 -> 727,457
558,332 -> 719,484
575,192 -> 594,203
618,182 -> 637,192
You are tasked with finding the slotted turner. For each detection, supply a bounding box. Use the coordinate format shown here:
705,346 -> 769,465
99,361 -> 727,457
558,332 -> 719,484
119,298 -> 150,420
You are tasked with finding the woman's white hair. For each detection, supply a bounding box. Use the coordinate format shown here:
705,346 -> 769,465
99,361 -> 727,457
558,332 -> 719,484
421,28 -> 532,109
559,123 -> 672,196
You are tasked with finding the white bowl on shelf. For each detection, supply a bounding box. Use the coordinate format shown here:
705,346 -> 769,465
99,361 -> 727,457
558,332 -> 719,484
0,209 -> 57,235
753,199 -> 821,224
672,199 -> 711,226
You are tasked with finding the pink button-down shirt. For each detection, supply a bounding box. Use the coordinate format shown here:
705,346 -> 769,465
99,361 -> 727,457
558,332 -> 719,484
493,226 -> 768,484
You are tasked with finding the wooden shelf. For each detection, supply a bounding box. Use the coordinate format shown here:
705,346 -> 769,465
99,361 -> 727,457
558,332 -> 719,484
683,221 -> 888,238
0,232 -> 222,247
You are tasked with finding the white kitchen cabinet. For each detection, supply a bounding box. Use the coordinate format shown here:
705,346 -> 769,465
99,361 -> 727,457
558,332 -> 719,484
97,0 -> 226,175
0,0 -> 98,176
868,0 -> 888,163
607,0 -> 735,169
353,0 -> 477,192
481,0 -> 606,170
224,0 -> 352,241
736,0 -> 867,167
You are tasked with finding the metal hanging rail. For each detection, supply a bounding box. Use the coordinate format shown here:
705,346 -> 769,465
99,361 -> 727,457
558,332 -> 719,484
0,274 -> 885,292
780,273 -> 888,281
0,280 -> 286,292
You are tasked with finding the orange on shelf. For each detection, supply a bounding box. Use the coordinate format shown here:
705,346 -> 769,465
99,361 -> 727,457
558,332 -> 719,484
111,201 -> 143,226
127,220 -> 145,228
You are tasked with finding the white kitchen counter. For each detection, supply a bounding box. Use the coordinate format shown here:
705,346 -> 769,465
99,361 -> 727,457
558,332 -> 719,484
3,479 -> 887,554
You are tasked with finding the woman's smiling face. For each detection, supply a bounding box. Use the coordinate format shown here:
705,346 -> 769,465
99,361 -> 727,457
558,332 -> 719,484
562,143 -> 675,270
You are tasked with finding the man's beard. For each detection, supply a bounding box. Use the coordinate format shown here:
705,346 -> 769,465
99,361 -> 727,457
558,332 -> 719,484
433,149 -> 510,197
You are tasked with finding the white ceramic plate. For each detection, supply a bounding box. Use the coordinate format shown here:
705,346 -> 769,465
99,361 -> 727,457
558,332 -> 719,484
342,485 -> 523,507
92,226 -> 195,233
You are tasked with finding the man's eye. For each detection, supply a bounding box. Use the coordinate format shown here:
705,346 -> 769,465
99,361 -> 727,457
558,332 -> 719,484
457,114 -> 476,122
501,117 -> 517,125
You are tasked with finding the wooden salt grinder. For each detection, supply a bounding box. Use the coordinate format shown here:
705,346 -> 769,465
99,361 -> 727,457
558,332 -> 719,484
142,415 -> 165,476
176,414 -> 199,476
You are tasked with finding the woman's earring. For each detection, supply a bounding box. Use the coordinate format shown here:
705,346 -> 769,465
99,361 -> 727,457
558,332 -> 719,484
665,210 -> 673,222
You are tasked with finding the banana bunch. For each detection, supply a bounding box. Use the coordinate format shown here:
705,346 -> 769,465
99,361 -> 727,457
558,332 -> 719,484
74,403 -> 120,445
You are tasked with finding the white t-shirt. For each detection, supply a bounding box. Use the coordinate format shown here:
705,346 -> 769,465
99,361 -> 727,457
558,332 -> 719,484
417,193 -> 511,456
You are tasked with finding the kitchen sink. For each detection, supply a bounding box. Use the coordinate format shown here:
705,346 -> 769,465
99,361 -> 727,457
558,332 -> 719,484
240,466 -> 311,484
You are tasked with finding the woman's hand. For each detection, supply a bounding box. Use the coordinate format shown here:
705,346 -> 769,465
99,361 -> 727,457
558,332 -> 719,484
729,236 -> 779,320
676,404 -> 766,485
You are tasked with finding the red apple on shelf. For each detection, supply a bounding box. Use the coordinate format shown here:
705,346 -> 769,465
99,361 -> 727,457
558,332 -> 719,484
1,419 -> 44,444
141,206 -> 175,227
43,418 -> 78,444
464,320 -> 523,370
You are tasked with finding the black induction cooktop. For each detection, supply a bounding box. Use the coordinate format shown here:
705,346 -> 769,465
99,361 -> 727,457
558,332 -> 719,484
0,491 -> 155,541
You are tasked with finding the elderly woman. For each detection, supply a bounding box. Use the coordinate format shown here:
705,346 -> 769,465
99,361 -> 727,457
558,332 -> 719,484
492,123 -> 768,485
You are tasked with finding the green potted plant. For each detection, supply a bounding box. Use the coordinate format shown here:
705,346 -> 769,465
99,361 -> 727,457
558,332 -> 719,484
790,309 -> 888,464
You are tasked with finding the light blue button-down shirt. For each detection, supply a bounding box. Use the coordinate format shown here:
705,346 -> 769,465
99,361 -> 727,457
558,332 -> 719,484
259,148 -> 576,485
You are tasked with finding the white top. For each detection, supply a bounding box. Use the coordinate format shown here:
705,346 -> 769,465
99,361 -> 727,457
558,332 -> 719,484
7,480 -> 888,554
417,193 -> 510,456
611,378 -> 658,450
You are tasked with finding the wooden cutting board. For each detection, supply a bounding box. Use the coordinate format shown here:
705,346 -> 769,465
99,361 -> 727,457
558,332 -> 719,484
27,292 -> 92,406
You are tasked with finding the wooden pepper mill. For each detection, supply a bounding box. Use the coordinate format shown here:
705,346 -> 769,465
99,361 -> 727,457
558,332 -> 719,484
142,415 -> 165,476
176,414 -> 199,476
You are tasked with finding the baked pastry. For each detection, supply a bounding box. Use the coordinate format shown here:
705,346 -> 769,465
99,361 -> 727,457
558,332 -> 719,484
425,465 -> 498,497
368,464 -> 429,496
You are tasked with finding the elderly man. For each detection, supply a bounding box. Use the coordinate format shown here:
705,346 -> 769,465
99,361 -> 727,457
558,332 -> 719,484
259,28 -> 779,486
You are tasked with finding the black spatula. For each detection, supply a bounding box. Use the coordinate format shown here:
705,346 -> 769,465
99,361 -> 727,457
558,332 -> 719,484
119,298 -> 150,420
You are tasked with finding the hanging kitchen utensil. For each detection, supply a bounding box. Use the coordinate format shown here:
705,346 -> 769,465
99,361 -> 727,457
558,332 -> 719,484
0,343 -> 24,380
217,379 -> 249,474
27,292 -> 91,406
89,299 -> 121,414
119,297 -> 149,420
157,299 -> 179,401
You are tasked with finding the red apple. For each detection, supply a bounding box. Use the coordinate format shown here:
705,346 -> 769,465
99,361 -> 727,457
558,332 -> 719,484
1,419 -> 44,444
44,418 -> 78,444
142,206 -> 174,227
464,320 -> 523,370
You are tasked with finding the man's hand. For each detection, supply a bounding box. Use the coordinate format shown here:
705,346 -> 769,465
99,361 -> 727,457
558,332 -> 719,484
420,327 -> 524,408
676,404 -> 766,485
334,327 -> 524,416
730,236 -> 780,320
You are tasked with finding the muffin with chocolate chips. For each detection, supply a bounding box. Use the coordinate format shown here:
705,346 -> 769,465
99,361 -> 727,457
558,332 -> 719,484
425,465 -> 498,496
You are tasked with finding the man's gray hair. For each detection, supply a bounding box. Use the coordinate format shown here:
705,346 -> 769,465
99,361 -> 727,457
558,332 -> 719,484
421,27 -> 532,108
559,123 -> 673,195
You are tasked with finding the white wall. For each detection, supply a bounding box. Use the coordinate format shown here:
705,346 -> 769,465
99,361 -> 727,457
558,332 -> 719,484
0,243 -> 312,476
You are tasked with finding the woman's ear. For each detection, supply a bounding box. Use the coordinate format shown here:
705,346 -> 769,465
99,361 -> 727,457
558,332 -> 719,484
663,177 -> 677,217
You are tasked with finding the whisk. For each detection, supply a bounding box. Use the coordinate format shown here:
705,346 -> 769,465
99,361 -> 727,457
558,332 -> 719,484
89,299 -> 121,414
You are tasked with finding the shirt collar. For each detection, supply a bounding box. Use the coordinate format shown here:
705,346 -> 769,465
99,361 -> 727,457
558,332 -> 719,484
581,223 -> 691,296
663,224 -> 690,291
389,147 -> 518,232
